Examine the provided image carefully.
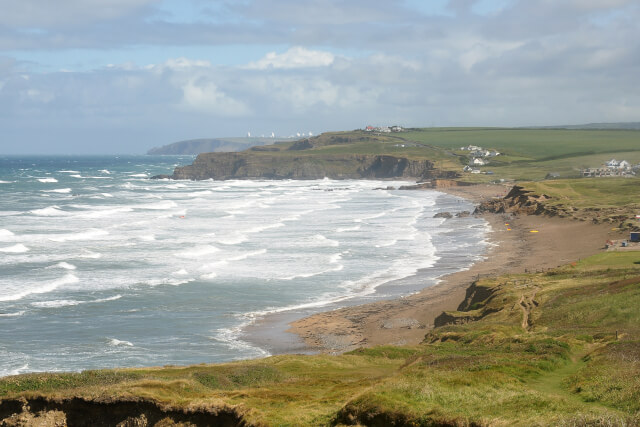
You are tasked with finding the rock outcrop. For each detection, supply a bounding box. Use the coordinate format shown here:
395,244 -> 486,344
166,153 -> 441,181
474,185 -> 555,216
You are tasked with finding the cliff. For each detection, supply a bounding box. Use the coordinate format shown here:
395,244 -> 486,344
476,184 -> 640,231
167,152 -> 441,180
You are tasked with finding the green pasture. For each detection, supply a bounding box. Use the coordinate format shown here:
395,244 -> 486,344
3,252 -> 640,425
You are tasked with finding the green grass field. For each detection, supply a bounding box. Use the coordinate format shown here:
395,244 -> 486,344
259,127 -> 640,182
3,252 -> 640,425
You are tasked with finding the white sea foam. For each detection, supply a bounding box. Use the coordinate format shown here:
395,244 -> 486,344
246,222 -> 285,233
70,174 -> 84,178
30,206 -> 67,216
173,269 -> 189,276
101,193 -> 114,198
49,228 -> 109,242
32,299 -> 81,308
37,177 -> 58,183
336,225 -> 361,233
0,244 -> 29,253
0,180 -> 13,184
109,338 -> 133,347
329,253 -> 343,264
214,233 -> 248,245
175,245 -> 221,259
280,264 -> 344,281
0,229 -> 15,240
136,200 -> 178,210
0,311 -> 26,317
42,188 -> 71,194
145,278 -> 194,287
211,325 -> 270,358
99,169 -> 111,174
59,170 -> 80,173
49,262 -> 77,270
129,173 -> 148,178
313,234 -> 340,247
75,207 -> 133,219
0,273 -> 79,302
3,364 -> 30,376
78,251 -> 102,259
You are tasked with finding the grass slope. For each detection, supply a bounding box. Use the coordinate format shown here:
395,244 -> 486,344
2,252 -> 640,425
240,128 -> 640,182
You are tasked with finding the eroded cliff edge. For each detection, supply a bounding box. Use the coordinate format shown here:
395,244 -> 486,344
163,152 -> 445,181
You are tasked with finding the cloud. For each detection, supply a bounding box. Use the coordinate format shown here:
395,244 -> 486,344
246,47 -> 335,69
0,0 -> 639,153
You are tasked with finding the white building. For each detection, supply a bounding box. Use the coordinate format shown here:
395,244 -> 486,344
470,158 -> 488,166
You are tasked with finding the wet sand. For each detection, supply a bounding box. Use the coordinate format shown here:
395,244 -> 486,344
248,184 -> 624,354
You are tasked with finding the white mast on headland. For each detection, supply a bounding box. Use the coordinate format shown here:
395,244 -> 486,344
247,131 -> 251,138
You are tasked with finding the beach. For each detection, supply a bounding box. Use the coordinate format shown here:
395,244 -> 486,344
286,184 -> 625,353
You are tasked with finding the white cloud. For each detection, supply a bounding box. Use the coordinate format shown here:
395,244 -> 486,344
180,79 -> 250,117
246,47 -> 335,70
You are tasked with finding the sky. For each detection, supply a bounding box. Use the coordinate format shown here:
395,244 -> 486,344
0,0 -> 638,154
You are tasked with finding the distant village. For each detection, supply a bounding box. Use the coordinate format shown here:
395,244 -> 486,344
581,159 -> 638,177
459,145 -> 501,174
364,125 -> 405,133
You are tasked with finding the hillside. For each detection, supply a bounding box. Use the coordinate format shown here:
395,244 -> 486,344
147,137 -> 285,155
162,127 -> 640,182
1,251 -> 639,425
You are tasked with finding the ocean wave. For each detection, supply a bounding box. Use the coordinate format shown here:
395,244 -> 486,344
74,207 -> 133,219
0,311 -> 26,317
210,326 -> 270,359
32,294 -> 122,308
37,177 -> 58,183
0,229 -> 15,240
175,245 -> 220,259
135,200 -> 178,210
145,278 -> 194,287
42,188 -> 72,194
108,338 -> 133,347
0,244 -> 29,253
0,273 -> 79,302
31,299 -> 81,308
59,170 -> 80,173
128,173 -> 148,178
280,264 -> 344,281
99,170 -> 111,174
0,180 -> 13,184
214,233 -> 248,245
30,205 -> 67,216
50,262 -> 77,270
78,251 -> 102,259
313,234 -> 340,247
246,222 -> 285,233
336,225 -> 361,233
1,363 -> 30,377
199,249 -> 268,273
48,228 -> 109,242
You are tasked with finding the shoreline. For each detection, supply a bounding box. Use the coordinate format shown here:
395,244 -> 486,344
247,184 -> 625,355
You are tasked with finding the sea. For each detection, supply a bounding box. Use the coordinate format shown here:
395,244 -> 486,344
0,155 -> 489,377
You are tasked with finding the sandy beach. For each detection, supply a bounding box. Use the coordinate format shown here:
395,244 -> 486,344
285,184 -> 625,353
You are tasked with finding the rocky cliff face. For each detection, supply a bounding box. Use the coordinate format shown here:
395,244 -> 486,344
475,185 -> 639,231
474,185 -> 555,216
167,153 -> 440,181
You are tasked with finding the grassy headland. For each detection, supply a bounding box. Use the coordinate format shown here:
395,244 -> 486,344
164,127 -> 640,182
4,127 -> 640,425
1,252 -> 639,425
